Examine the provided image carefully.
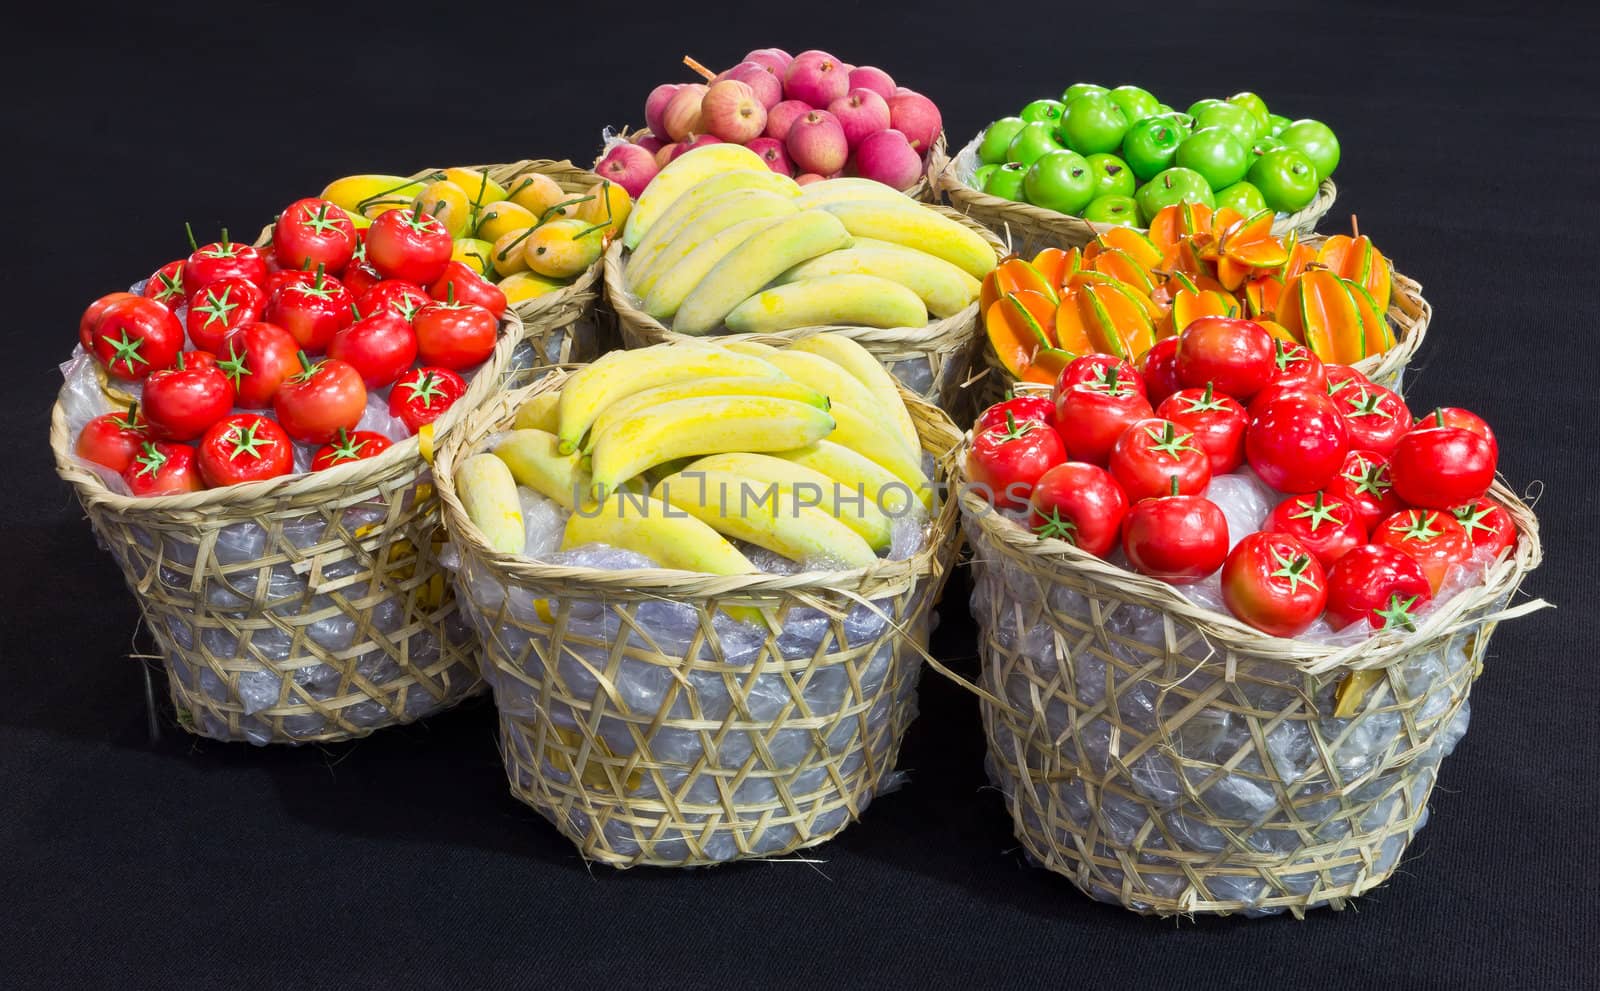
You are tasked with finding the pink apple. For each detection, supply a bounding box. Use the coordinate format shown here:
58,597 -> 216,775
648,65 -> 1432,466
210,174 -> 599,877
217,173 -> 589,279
827,88 -> 891,149
856,129 -> 923,191
644,84 -> 682,139
595,143 -> 660,199
718,60 -> 784,110
668,135 -> 723,162
847,66 -> 896,102
783,50 -> 849,109
786,109 -> 848,176
635,133 -> 664,155
743,48 -> 793,75
764,99 -> 813,142
654,143 -> 680,167
886,90 -> 942,153
745,137 -> 793,177
795,172 -> 825,186
662,83 -> 707,142
700,79 -> 768,143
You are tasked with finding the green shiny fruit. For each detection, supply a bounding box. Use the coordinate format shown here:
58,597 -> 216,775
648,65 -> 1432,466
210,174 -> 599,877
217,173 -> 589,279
1174,127 -> 1249,190
1248,135 -> 1285,159
983,161 -> 1029,201
973,163 -> 1000,189
978,117 -> 1027,165
1023,149 -> 1097,215
1155,103 -> 1175,116
1214,180 -> 1268,217
1150,111 -> 1195,136
1266,113 -> 1292,136
1187,98 -> 1226,120
1194,103 -> 1262,147
1135,167 -> 1215,225
1020,99 -> 1066,127
1061,82 -> 1109,103
1227,91 -> 1270,127
1277,119 -> 1341,180
1108,85 -> 1162,124
1121,117 -> 1186,181
1081,194 -> 1139,226
1248,148 -> 1319,213
1058,93 -> 1130,155
1007,121 -> 1064,167
1085,153 -> 1137,199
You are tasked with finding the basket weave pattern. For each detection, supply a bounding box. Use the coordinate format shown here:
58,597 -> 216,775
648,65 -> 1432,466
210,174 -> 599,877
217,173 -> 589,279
953,468 -> 1543,916
436,369 -> 964,866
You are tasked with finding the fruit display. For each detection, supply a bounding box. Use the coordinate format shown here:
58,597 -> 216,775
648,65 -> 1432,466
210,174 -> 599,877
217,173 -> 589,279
965,321 -> 1517,638
963,84 -> 1338,225
597,49 -> 946,197
609,143 -> 996,340
980,203 -> 1416,390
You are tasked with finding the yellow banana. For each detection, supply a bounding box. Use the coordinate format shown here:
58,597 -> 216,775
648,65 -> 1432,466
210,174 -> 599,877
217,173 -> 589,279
622,143 -> 773,249
817,200 -> 998,279
725,274 -> 928,334
673,210 -> 852,335
512,391 -> 561,433
718,340 -> 780,358
320,174 -> 427,220
777,440 -> 927,514
654,469 -> 878,569
585,376 -> 829,453
780,238 -> 981,318
795,176 -> 914,210
791,333 -> 920,456
686,452 -> 893,551
493,429 -> 587,510
631,192 -> 798,300
825,402 -> 931,505
624,169 -> 801,281
643,217 -> 789,320
455,453 -> 525,554
588,395 -> 835,498
563,494 -> 754,576
757,350 -> 884,430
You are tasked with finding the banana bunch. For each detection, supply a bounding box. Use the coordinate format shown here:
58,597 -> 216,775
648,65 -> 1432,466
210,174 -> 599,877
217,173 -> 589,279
321,167 -> 633,306
617,146 -> 995,336
454,335 -> 932,577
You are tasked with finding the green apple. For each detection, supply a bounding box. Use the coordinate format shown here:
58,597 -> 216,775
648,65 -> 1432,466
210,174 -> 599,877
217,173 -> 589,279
1266,113 -> 1292,137
1061,82 -> 1108,103
1082,194 -> 1139,226
1150,111 -> 1195,136
1023,149 -> 1097,215
1186,98 -> 1226,120
1226,91 -> 1270,127
1174,127 -> 1248,190
973,163 -> 999,189
1108,85 -> 1161,124
1007,121 -> 1064,167
1085,153 -> 1137,199
1214,180 -> 1268,217
1058,93 -> 1129,155
1248,135 -> 1285,158
1021,99 -> 1066,127
1121,118 -> 1185,181
978,116 -> 1027,165
983,161 -> 1029,201
1277,118 -> 1341,179
1135,167 -> 1215,224
1194,103 -> 1262,147
1248,148 -> 1319,213
1155,103 -> 1175,115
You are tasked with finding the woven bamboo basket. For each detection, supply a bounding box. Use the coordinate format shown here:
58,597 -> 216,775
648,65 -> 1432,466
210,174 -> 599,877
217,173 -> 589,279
49,312 -> 528,744
938,133 -> 1336,258
604,204 -> 1002,416
940,438 -> 1546,916
434,364 -> 964,867
972,238 -> 1431,411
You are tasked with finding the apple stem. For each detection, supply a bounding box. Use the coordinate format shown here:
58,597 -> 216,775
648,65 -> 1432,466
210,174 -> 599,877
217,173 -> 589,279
682,55 -> 715,81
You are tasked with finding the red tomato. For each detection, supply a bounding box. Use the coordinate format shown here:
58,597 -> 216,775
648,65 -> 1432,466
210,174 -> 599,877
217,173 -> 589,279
1423,406 -> 1499,461
1373,509 -> 1472,593
1054,375 -> 1154,466
1389,414 -> 1497,509
1156,384 -> 1248,475
1176,316 -> 1275,400
1121,487 -> 1229,584
389,367 -> 467,435
217,322 -> 300,409
1109,417 -> 1212,503
1055,354 -> 1146,399
977,395 -> 1055,434
274,354 -> 368,444
1246,378 -> 1328,419
341,259 -> 383,298
311,428 -> 394,472
328,310 -> 418,388
965,411 -> 1067,510
264,266 -> 317,297
1264,490 -> 1365,567
91,297 -> 185,380
141,261 -> 187,309
1221,532 -> 1328,636
1245,395 -> 1350,494
1323,364 -> 1372,400
1330,380 -> 1412,457
413,299 -> 497,370
265,268 -> 355,354
430,260 -> 508,320
1325,544 -> 1434,632
1331,450 -> 1407,533
1452,498 -> 1517,558
124,441 -> 204,496
197,414 -> 295,487
272,197 -> 358,273
366,207 -> 452,284
1265,339 -> 1325,393
1140,336 -> 1183,406
183,231 -> 267,295
142,352 -> 236,441
76,406 -> 150,473
359,280 -> 432,323
79,292 -> 140,353
1027,461 -> 1128,557
185,277 -> 267,356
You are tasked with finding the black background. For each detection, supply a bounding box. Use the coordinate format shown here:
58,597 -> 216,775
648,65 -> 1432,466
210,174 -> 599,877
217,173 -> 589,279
8,1 -> 1598,988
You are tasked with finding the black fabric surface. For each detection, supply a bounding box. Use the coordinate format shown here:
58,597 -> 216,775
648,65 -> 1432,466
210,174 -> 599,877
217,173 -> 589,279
8,2 -> 1597,987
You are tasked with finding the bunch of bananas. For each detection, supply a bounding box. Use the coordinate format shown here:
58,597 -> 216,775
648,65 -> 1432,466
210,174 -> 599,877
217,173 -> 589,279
455,334 -> 932,573
617,144 -> 997,335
